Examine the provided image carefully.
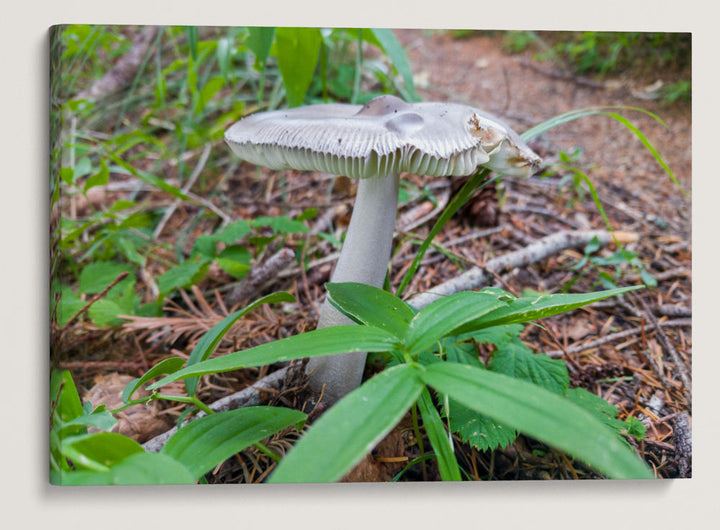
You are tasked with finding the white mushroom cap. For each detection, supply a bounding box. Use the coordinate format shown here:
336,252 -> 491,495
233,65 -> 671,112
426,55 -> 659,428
225,95 -> 541,179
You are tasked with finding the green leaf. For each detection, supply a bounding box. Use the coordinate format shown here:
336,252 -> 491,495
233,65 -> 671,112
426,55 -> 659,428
58,410 -> 117,434
50,370 -> 85,426
447,402 -> 517,452
370,28 -> 419,101
184,291 -> 296,397
61,433 -> 145,472
269,364 -> 424,483
213,219 -> 252,244
275,27 -> 322,107
406,290 -> 510,355
419,363 -> 653,479
489,337 -> 569,396
52,452 -> 195,485
566,388 -> 646,441
252,215 -> 310,234
157,261 -> 208,295
454,286 -> 642,334
216,245 -> 252,279
57,287 -> 85,327
246,26 -> 275,69
196,76 -> 225,113
417,388 -> 461,481
122,357 -> 187,403
326,282 -> 415,338
162,407 -> 306,479
78,261 -> 133,294
149,325 -> 400,389
83,159 -> 109,193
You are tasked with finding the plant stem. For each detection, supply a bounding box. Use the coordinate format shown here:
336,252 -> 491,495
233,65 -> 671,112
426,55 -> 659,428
253,441 -> 282,462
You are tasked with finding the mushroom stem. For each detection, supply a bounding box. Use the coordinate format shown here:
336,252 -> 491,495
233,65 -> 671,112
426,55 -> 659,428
307,171 -> 400,403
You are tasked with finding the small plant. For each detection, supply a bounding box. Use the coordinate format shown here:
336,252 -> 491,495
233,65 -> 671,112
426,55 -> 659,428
147,282 -> 651,482
51,292 -> 305,485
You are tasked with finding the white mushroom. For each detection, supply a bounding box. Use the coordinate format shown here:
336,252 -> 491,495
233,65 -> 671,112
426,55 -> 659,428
225,94 -> 541,404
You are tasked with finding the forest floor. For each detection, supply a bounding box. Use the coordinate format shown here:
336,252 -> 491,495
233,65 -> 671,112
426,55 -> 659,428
54,29 -> 692,482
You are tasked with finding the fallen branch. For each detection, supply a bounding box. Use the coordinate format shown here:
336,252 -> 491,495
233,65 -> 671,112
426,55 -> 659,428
77,26 -> 159,101
408,229 -> 637,310
224,248 -> 297,308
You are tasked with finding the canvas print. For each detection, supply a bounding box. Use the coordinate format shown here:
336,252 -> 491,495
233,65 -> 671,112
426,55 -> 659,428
49,25 -> 691,484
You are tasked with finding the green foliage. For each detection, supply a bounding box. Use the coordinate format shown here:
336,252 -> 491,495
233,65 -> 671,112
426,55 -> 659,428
151,282 -> 651,482
504,31 -> 690,78
53,24 -> 416,329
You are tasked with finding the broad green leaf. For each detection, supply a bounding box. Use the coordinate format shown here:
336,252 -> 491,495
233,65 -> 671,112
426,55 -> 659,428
57,409 -> 117,435
162,407 -> 306,479
196,76 -> 225,113
149,325 -> 400,389
326,282 -> 414,338
489,337 -> 569,396
406,291 -> 510,355
252,215 -> 310,234
246,26 -> 275,69
275,27 -> 322,107
78,261 -> 133,294
419,363 -> 653,479
184,291 -> 295,397
213,219 -> 252,244
370,28 -> 419,102
454,286 -> 642,334
61,433 -> 145,472
269,364 -> 424,483
83,159 -> 109,193
50,370 -> 85,425
216,245 -> 252,279
52,452 -> 195,485
122,357 -> 187,403
57,287 -> 85,327
417,387 -> 461,481
157,261 -> 208,295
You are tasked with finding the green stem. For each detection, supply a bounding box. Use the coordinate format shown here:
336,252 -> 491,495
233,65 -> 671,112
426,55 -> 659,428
254,441 -> 281,462
396,169 -> 496,298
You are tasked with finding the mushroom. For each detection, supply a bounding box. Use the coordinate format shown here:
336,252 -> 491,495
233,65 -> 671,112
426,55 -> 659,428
225,94 -> 541,404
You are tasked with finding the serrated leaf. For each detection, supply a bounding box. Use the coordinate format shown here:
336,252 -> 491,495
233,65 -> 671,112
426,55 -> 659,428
78,261 -> 133,294
447,401 -> 517,452
162,407 -> 306,479
419,363 -> 653,479
269,364 -> 424,483
489,337 -> 569,396
326,282 -> 414,338
566,387 -> 646,441
157,261 -> 208,294
149,325 -> 400,389
213,219 -> 252,244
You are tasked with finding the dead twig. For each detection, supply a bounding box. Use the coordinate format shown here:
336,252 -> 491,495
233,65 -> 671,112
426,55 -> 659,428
61,271 -> 130,329
224,248 -> 296,308
544,318 -> 691,358
408,229 -> 637,310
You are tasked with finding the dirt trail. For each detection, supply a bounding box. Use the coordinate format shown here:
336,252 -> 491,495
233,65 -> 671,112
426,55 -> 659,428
397,30 -> 691,238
